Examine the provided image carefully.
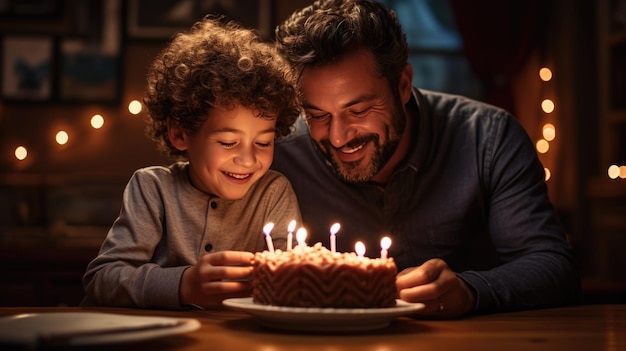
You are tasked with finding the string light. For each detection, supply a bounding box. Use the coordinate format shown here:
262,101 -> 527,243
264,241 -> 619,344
91,114 -> 105,129
55,131 -> 69,145
541,99 -> 555,113
542,123 -> 556,141
537,67 -> 556,182
608,165 -> 620,179
128,100 -> 142,115
536,139 -> 549,154
539,67 -> 552,81
15,146 -> 28,161
8,98 -> 146,165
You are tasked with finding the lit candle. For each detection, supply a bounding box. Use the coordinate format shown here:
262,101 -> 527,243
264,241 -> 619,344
380,236 -> 392,260
296,227 -> 307,248
263,222 -> 275,253
355,241 -> 366,258
329,223 -> 340,253
287,220 -> 296,251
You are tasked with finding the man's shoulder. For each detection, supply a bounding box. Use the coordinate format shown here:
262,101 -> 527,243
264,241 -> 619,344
272,120 -> 333,185
274,118 -> 317,162
419,89 -> 512,120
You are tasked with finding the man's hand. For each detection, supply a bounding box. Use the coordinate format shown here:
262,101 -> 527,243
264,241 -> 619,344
396,258 -> 476,318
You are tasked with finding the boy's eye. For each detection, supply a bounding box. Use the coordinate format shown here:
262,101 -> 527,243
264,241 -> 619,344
256,141 -> 273,148
219,141 -> 237,148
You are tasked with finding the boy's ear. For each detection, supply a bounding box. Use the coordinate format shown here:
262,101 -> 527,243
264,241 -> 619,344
167,119 -> 188,151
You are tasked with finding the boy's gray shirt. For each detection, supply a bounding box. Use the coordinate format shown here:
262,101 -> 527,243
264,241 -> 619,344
83,162 -> 300,309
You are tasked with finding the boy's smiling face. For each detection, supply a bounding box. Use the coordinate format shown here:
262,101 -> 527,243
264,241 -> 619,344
169,105 -> 276,199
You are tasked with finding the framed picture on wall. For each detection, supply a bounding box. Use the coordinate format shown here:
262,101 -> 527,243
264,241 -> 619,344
58,0 -> 121,104
1,35 -> 53,101
127,0 -> 272,40
0,0 -> 61,18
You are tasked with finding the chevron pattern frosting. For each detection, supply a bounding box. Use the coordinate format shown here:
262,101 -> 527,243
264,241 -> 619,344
252,243 -> 397,308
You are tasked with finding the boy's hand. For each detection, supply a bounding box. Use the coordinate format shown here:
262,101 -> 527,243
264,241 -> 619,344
180,251 -> 254,308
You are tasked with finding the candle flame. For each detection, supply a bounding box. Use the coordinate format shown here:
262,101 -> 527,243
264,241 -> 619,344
330,222 -> 341,235
288,220 -> 296,233
296,227 -> 307,244
380,236 -> 392,250
355,241 -> 366,257
263,222 -> 274,235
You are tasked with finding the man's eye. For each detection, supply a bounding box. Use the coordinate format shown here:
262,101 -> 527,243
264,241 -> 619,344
350,108 -> 371,117
306,112 -> 330,121
219,141 -> 237,148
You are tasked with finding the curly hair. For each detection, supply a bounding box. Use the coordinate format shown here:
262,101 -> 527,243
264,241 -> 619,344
144,15 -> 302,159
275,0 -> 408,90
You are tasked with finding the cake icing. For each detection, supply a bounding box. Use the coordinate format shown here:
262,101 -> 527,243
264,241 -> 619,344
252,243 -> 398,308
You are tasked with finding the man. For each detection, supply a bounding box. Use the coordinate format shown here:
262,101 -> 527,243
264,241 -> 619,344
271,0 -> 580,318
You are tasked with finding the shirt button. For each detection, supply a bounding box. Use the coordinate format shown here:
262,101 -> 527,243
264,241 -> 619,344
204,243 -> 213,252
210,201 -> 217,209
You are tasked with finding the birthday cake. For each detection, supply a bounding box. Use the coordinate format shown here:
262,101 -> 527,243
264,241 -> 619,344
252,243 -> 398,308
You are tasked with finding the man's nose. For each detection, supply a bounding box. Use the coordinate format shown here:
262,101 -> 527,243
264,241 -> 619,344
328,116 -> 358,148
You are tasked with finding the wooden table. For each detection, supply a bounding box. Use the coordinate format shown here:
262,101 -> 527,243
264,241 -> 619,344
0,304 -> 623,350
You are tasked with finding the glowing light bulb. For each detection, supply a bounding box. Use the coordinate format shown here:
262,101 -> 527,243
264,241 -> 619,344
541,99 -> 555,113
15,146 -> 27,160
544,167 -> 551,181
128,100 -> 142,115
56,131 -> 69,145
620,166 -> 626,179
536,139 -> 549,154
539,67 -> 552,81
542,123 -> 556,141
91,114 -> 104,129
608,165 -> 620,179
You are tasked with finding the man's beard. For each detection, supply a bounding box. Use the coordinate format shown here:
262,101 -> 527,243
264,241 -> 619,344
319,100 -> 406,183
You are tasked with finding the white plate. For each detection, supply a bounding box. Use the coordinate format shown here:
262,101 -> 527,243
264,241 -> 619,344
0,312 -> 200,347
223,298 -> 425,332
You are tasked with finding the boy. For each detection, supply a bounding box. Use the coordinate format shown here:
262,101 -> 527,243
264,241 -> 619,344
83,16 -> 302,309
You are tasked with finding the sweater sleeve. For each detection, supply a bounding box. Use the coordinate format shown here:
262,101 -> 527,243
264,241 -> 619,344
459,112 -> 581,314
82,169 -> 188,309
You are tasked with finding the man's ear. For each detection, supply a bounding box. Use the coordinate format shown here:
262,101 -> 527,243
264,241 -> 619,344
167,119 -> 188,151
399,64 -> 413,105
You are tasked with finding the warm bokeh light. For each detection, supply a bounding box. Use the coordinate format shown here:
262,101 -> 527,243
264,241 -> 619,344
91,114 -> 104,129
536,139 -> 550,154
544,167 -> 551,181
542,123 -> 556,141
620,166 -> 626,179
15,146 -> 27,160
56,130 -> 69,145
608,165 -> 620,179
541,99 -> 555,113
128,100 -> 142,115
539,67 -> 552,81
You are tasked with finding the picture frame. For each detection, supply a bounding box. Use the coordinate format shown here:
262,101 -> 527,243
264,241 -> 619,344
58,0 -> 122,104
1,35 -> 54,101
0,0 -> 61,18
127,0 -> 272,40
